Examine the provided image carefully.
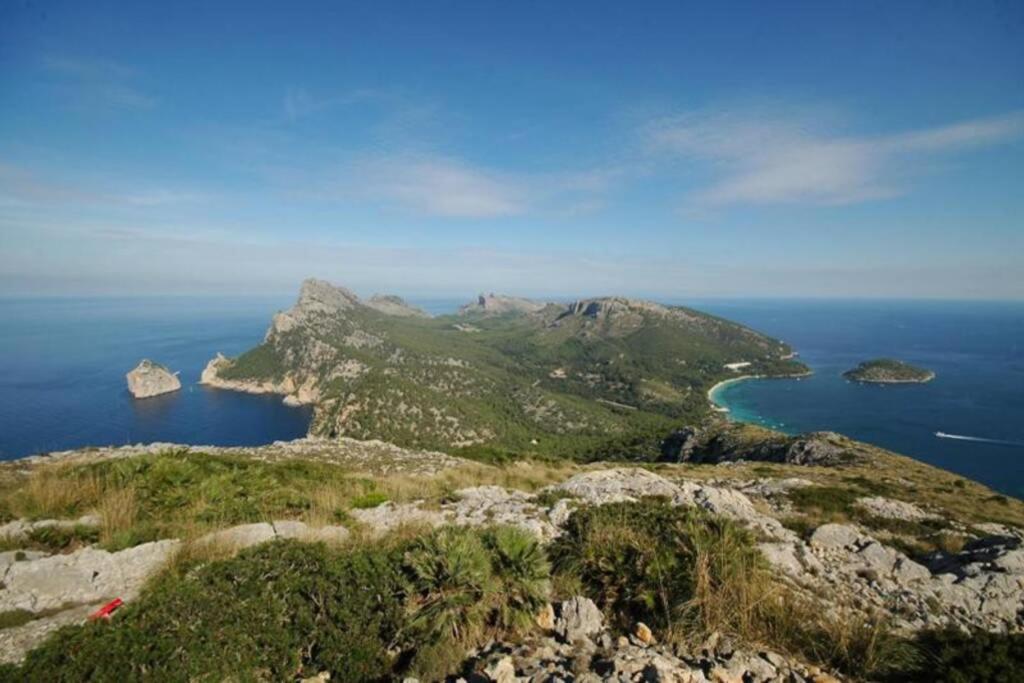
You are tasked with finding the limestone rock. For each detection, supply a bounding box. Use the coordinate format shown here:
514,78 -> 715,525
0,515 -> 100,541
0,539 -> 180,613
809,523 -> 861,550
536,603 -> 556,631
856,496 -> 941,522
350,502 -> 445,537
634,621 -> 655,645
125,359 -> 181,399
458,293 -> 547,316
555,596 -> 604,643
365,294 -> 428,318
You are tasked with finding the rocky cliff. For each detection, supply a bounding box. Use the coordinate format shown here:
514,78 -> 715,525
458,292 -> 548,316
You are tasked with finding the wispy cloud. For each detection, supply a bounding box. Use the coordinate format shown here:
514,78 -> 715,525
42,55 -> 155,110
0,162 -> 205,209
350,155 -> 526,218
646,109 -> 1024,206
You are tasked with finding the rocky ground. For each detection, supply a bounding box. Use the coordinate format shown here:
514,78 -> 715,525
14,435 -> 467,476
1,437 -> 1022,674
449,596 -> 839,683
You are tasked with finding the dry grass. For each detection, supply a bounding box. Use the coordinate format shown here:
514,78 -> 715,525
94,486 -> 138,545
305,485 -> 348,526
5,465 -> 104,520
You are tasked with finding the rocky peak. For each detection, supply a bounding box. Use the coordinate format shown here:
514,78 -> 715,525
561,297 -> 672,320
365,294 -> 429,318
458,292 -> 546,316
296,278 -> 360,314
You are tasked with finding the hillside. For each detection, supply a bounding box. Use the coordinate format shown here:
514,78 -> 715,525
0,425 -> 1021,681
202,279 -> 808,458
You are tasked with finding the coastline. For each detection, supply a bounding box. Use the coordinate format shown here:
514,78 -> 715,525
844,371 -> 936,385
706,374 -> 761,413
707,370 -> 814,416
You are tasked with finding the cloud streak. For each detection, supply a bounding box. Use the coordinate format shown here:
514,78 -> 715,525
42,55 -> 155,111
647,109 -> 1024,206
351,155 -> 526,218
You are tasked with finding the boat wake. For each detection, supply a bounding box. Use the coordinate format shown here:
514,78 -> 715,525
935,431 -> 1024,447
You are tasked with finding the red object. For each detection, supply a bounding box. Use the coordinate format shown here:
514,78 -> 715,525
89,598 -> 124,620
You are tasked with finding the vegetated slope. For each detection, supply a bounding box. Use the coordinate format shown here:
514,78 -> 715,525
205,280 -> 807,458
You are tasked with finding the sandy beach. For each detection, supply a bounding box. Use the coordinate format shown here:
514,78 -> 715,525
706,374 -> 761,412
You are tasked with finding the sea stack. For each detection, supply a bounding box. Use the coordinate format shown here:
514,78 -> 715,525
126,359 -> 182,399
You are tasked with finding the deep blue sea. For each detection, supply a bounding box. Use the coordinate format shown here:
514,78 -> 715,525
692,300 -> 1024,499
0,297 -> 1021,498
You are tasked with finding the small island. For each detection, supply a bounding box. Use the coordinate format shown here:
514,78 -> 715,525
843,358 -> 935,384
126,359 -> 182,398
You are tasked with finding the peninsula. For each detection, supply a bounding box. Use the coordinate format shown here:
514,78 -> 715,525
200,279 -> 809,459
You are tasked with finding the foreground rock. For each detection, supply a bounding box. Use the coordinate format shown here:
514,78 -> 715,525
0,541 -> 180,616
125,359 -> 181,399
0,519 -> 350,663
458,597 -> 831,683
0,515 -> 100,541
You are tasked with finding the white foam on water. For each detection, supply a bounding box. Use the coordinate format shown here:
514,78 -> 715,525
935,432 -> 1024,447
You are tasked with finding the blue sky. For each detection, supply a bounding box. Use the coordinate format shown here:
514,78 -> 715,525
1,1 -> 1022,299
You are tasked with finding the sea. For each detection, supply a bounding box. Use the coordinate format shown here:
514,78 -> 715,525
0,296 -> 1021,498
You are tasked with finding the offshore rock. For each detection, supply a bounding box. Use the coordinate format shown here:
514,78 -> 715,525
125,359 -> 181,399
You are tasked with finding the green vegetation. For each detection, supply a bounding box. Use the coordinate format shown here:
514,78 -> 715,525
890,628 -> 1024,683
2,448 -> 1023,682
549,499 -> 918,680
843,358 -> 934,383
2,526 -> 550,683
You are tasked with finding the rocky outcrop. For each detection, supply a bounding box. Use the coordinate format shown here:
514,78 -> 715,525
365,294 -> 428,318
459,597 -> 834,683
0,540 -> 180,615
663,426 -> 855,466
0,515 -> 100,541
855,496 -> 941,522
199,353 -> 322,406
19,436 -> 467,476
125,359 -> 181,399
458,293 -> 547,316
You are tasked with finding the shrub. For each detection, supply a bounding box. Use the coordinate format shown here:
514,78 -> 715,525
889,628 -> 1024,683
399,525 -> 551,679
402,527 -> 496,645
550,499 -> 764,638
482,526 -> 550,631
10,541 -> 408,683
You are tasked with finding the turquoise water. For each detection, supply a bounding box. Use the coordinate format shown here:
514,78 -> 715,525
691,300 -> 1024,499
